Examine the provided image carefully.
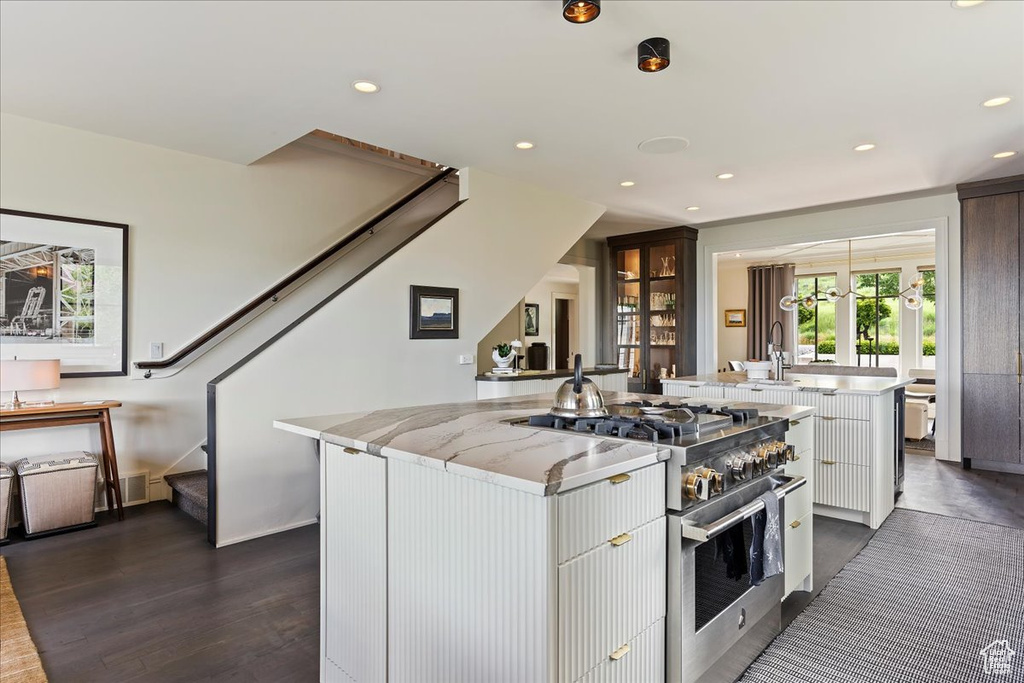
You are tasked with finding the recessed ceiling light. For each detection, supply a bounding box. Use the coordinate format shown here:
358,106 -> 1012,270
352,80 -> 380,94
951,0 -> 985,7
716,173 -> 734,180
993,151 -> 1017,159
619,181 -> 635,187
515,141 -> 535,150
982,96 -> 1012,108
853,143 -> 876,152
735,253 -> 742,258
686,206 -> 700,211
562,0 -> 600,24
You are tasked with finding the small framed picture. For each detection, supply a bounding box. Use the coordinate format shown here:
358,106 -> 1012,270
410,285 -> 459,339
724,309 -> 746,327
524,303 -> 539,336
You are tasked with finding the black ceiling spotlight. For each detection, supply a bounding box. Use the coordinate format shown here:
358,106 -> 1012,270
563,0 -> 600,24
638,37 -> 670,72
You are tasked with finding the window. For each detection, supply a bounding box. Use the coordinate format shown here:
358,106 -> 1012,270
854,271 -> 901,372
919,269 -> 936,369
796,274 -> 836,364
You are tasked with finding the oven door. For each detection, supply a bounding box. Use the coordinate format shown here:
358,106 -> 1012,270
668,475 -> 806,683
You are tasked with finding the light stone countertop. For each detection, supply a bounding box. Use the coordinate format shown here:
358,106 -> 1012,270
663,371 -> 914,395
275,391 -> 815,497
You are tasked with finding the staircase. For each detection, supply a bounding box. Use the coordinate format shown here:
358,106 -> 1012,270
165,469 -> 208,526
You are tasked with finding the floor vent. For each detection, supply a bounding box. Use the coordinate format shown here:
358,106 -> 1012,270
95,471 -> 150,510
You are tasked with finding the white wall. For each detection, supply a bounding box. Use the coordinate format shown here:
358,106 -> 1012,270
716,262 -> 748,368
0,113 -> 426,494
697,192 -> 960,462
214,168 -> 605,546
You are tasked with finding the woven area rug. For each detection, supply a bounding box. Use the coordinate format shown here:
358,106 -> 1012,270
740,509 -> 1024,683
0,556 -> 48,683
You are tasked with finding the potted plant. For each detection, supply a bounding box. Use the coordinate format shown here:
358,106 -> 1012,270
492,342 -> 515,368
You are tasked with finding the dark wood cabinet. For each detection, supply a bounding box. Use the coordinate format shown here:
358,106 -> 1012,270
607,226 -> 697,394
958,175 -> 1024,465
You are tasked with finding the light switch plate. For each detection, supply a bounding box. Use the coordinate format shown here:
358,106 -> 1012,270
149,342 -> 163,359
459,354 -> 474,365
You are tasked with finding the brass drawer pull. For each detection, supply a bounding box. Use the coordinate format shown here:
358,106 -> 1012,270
610,644 -> 631,661
609,533 -> 633,547
608,473 -> 631,485
820,416 -> 838,421
343,447 -> 361,455
821,459 -> 837,465
790,519 -> 801,529
790,419 -> 801,426
789,454 -> 801,462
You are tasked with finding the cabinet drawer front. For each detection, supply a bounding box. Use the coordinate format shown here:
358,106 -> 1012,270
722,387 -> 754,403
815,460 -> 869,511
785,417 -> 814,455
802,392 -> 871,420
576,618 -> 665,683
558,463 -> 665,563
784,473 -> 812,522
559,516 -> 667,683
784,512 -> 813,598
814,417 -> 872,466
663,383 -> 725,400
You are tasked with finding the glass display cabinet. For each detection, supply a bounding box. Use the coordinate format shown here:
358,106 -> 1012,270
608,226 -> 697,394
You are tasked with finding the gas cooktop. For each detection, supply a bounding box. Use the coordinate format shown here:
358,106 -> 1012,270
520,400 -> 770,445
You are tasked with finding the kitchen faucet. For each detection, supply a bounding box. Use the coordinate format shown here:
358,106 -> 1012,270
767,320 -> 788,381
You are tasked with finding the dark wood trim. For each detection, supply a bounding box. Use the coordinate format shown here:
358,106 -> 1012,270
0,208 -> 130,377
606,224 -> 697,249
206,382 -> 217,547
956,174 -> 1024,200
136,167 -> 457,371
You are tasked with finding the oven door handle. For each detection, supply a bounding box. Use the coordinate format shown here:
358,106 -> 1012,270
680,475 -> 807,543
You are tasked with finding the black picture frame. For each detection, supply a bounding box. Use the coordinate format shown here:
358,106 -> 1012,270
524,303 -> 539,337
410,285 -> 459,339
0,208 -> 129,377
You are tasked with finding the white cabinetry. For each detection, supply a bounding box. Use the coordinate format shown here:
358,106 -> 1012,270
321,442 -> 665,682
661,382 -> 726,400
781,416 -> 813,598
477,372 -> 628,400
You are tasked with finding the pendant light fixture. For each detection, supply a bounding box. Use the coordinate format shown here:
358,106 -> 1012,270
563,0 -> 600,24
638,37 -> 671,72
780,240 -> 928,312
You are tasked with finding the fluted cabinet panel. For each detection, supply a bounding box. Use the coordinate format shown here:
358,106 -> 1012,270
814,417 -> 872,466
558,516 -> 666,683
576,618 -> 665,683
815,460 -> 869,511
663,383 -> 725,400
557,463 -> 664,564
387,459 -> 553,683
803,393 -> 871,420
323,445 -> 387,683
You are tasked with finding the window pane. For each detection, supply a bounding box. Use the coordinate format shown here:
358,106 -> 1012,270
921,270 -> 936,370
795,275 -> 837,364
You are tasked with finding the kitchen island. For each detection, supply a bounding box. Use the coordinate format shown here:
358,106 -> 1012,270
663,371 -> 914,529
276,391 -> 814,683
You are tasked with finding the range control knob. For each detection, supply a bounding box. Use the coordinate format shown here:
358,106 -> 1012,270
729,458 -> 750,482
747,454 -> 764,476
694,467 -> 723,495
683,472 -> 708,501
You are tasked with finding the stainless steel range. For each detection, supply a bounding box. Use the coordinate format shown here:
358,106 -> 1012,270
517,392 -> 807,683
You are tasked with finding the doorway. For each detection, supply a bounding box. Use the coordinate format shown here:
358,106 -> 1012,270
551,293 -> 578,370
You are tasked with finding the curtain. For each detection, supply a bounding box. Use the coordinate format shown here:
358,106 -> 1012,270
747,264 -> 796,361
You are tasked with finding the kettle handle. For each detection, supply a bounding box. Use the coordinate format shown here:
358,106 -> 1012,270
573,354 -> 583,393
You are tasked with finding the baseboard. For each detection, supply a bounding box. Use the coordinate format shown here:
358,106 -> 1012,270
813,504 -> 869,526
969,459 -> 1024,475
215,517 -> 318,548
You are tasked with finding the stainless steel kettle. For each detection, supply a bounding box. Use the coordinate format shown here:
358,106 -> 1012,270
551,354 -> 609,419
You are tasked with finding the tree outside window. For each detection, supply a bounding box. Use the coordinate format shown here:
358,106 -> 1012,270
855,271 -> 901,372
920,269 -> 936,369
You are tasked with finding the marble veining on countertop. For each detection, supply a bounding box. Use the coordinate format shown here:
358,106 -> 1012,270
275,391 -> 815,497
664,371 -> 914,395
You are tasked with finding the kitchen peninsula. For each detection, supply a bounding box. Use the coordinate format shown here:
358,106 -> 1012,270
663,371 -> 914,529
275,391 -> 814,683
475,366 -> 628,400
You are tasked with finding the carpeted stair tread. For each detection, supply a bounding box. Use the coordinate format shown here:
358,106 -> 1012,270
164,470 -> 208,526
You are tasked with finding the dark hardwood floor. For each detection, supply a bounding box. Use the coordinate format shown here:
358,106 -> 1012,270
0,502 -> 319,682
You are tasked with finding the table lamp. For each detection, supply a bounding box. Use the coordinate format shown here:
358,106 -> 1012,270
0,359 -> 61,409
510,339 -> 523,373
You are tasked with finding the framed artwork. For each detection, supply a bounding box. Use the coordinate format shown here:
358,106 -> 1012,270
0,209 -> 129,377
410,285 -> 459,339
724,309 -> 746,328
524,303 -> 539,336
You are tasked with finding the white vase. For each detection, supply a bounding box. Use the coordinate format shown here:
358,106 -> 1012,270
493,349 -> 514,368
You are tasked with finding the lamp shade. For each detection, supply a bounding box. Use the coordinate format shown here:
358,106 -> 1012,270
0,359 -> 61,393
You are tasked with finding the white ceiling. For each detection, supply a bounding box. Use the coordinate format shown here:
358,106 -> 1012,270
1,1 -> 1022,227
721,230 -> 936,268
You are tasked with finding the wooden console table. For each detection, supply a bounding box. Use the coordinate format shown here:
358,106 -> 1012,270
0,401 -> 124,520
